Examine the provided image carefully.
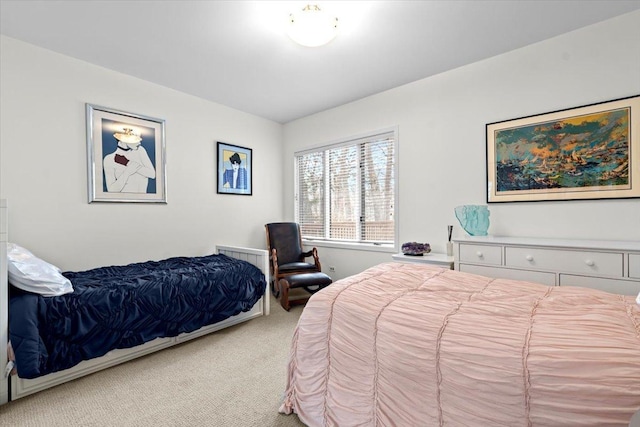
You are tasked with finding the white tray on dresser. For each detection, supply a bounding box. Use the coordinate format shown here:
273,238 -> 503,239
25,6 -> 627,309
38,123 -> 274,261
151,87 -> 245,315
392,252 -> 454,269
453,236 -> 640,295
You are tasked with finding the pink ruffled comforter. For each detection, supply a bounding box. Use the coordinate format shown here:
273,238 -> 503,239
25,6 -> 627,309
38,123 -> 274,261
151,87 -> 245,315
280,262 -> 640,426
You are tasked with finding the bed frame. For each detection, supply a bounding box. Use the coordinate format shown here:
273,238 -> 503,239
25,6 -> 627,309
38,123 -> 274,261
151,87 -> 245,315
0,200 -> 269,404
1,200 -> 8,405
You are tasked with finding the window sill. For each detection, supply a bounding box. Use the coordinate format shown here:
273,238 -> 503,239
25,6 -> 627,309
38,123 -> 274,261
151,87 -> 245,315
302,239 -> 397,253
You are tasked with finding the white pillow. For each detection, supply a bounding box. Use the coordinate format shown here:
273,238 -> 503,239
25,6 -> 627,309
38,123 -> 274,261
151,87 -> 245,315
7,243 -> 74,297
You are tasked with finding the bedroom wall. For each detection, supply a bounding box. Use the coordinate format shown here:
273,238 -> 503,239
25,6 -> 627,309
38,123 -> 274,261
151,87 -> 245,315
0,35 -> 284,271
282,11 -> 640,280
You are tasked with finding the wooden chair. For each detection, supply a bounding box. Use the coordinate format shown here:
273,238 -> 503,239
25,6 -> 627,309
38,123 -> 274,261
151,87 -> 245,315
265,222 -> 332,310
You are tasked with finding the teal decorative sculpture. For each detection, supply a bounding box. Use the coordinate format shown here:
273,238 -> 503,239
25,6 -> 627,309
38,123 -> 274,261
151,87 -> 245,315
454,205 -> 490,236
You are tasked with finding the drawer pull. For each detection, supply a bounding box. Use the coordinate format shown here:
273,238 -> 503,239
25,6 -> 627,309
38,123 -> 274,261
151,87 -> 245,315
525,255 -> 534,262
585,259 -> 595,267
476,251 -> 484,258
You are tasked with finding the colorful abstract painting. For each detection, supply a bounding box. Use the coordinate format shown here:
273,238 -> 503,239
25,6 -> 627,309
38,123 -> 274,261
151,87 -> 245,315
486,95 -> 640,202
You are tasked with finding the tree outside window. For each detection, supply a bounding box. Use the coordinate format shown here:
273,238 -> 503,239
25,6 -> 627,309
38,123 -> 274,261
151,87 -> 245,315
295,130 -> 396,246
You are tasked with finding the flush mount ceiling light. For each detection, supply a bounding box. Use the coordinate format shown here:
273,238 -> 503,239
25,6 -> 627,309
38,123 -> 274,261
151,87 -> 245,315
288,4 -> 338,47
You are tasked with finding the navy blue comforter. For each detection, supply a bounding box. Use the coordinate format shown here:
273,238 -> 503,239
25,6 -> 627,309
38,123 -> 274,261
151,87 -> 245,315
9,253 -> 266,379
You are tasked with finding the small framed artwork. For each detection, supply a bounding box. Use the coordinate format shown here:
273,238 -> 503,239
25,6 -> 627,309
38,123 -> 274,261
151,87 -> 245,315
486,94 -> 640,203
86,104 -> 167,203
216,142 -> 253,195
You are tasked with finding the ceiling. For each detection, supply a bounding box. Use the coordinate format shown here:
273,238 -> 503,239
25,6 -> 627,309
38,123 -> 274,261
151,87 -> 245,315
1,1 -> 639,124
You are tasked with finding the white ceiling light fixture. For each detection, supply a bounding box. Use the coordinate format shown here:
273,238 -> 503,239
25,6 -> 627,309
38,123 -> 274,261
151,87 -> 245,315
288,4 -> 339,47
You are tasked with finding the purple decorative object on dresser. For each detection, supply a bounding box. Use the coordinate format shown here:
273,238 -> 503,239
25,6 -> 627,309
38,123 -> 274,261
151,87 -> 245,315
401,242 -> 431,256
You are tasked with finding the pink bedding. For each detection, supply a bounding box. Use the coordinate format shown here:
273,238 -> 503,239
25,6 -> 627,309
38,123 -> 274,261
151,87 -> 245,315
280,262 -> 640,426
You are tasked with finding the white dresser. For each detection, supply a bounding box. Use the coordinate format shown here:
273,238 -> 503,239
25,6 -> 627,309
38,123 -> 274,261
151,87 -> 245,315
453,236 -> 640,295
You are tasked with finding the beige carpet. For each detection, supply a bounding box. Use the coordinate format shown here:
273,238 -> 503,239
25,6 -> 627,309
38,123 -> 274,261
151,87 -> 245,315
0,295 -> 307,427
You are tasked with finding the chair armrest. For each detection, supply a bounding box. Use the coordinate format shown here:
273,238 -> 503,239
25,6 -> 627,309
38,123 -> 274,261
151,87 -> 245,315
301,248 -> 321,271
270,248 -> 280,277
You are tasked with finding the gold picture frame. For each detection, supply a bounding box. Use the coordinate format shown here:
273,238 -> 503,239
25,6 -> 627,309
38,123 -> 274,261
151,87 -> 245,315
486,95 -> 639,203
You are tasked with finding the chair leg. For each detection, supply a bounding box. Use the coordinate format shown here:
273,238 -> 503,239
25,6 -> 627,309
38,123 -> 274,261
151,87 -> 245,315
279,279 -> 290,311
271,279 -> 280,298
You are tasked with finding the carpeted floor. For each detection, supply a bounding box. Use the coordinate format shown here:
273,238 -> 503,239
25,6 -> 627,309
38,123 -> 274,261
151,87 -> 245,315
0,295 -> 307,427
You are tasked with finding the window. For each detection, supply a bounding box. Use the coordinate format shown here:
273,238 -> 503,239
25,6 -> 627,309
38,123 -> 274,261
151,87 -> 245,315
295,129 -> 397,247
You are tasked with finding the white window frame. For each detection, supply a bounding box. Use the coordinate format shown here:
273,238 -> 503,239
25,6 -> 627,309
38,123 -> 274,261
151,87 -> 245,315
294,127 -> 399,253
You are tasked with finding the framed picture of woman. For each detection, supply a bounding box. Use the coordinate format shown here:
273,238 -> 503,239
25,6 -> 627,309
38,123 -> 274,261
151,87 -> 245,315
216,141 -> 252,195
86,104 -> 167,203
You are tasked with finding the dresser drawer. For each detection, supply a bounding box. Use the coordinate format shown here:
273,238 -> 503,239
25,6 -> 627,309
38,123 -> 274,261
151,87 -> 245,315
459,264 -> 556,286
458,244 -> 502,266
559,274 -> 640,296
629,254 -> 640,279
505,247 -> 623,278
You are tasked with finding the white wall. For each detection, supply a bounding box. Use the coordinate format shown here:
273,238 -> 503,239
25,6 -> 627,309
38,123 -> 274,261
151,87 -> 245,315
0,36 -> 284,271
2,12 -> 639,278
283,11 -> 640,280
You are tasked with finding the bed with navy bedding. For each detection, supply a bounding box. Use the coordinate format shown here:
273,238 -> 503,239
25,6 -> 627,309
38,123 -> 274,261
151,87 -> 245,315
9,253 -> 266,380
1,237 -> 269,403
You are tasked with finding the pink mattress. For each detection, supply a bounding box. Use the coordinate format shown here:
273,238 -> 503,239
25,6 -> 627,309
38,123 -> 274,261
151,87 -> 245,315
280,262 -> 640,426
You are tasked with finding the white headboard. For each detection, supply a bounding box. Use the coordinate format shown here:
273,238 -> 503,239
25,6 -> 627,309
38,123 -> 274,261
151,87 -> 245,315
1,200 -> 8,404
215,244 -> 270,315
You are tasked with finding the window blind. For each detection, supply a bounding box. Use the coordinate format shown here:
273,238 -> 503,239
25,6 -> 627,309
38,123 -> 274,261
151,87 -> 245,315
295,130 -> 396,245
